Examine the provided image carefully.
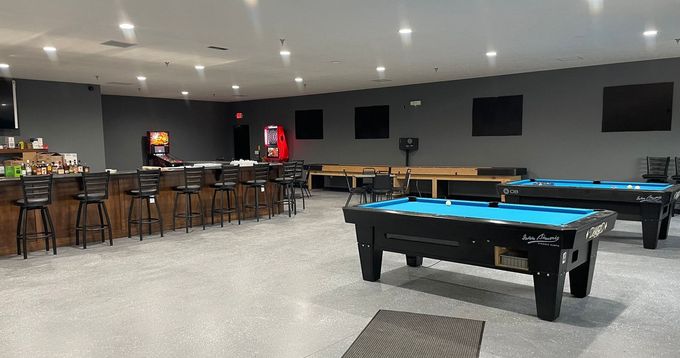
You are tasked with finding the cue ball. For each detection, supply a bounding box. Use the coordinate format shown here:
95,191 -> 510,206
635,185 -> 641,189
627,185 -> 633,189
445,200 -> 452,206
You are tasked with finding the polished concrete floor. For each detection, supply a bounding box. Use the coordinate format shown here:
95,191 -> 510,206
1,191 -> 680,358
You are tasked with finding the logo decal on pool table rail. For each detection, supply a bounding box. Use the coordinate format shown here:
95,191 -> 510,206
635,195 -> 662,202
586,222 -> 608,240
521,233 -> 560,245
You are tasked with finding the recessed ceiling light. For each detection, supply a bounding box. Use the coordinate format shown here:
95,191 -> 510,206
136,76 -> 146,81
0,63 -> 9,69
119,23 -> 135,30
43,46 -> 57,52
376,66 -> 386,72
486,51 -> 497,57
194,65 -> 205,70
279,50 -> 291,56
398,28 -> 412,34
643,30 -> 658,37
232,85 -> 240,90
330,60 -> 342,64
181,90 -> 189,95
294,77 -> 303,83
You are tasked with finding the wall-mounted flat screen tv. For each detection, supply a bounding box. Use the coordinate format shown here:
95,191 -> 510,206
355,105 -> 389,139
295,109 -> 323,139
472,95 -> 523,136
0,80 -> 18,130
602,82 -> 673,132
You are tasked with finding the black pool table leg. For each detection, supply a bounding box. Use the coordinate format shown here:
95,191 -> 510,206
406,255 -> 423,267
640,202 -> 662,249
569,240 -> 599,298
358,243 -> 383,281
533,271 -> 566,321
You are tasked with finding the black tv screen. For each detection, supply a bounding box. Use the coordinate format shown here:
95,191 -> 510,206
602,82 -> 673,132
295,109 -> 323,139
472,95 -> 523,136
355,105 -> 389,139
0,80 -> 18,130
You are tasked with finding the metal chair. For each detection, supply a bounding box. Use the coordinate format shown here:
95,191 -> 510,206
242,164 -> 272,222
172,166 -> 206,233
212,164 -> 241,226
127,169 -> 163,240
392,169 -> 412,198
292,160 -> 311,209
14,174 -> 56,259
642,156 -> 670,183
672,157 -> 680,183
75,172 -> 113,248
371,174 -> 394,202
272,162 -> 297,217
344,169 -> 367,207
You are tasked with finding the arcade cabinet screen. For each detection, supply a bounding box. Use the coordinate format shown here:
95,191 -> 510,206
149,131 -> 169,146
267,147 -> 279,157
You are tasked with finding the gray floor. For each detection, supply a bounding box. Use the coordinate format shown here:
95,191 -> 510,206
1,191 -> 680,358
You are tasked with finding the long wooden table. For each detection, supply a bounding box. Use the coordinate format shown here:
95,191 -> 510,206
307,164 -> 526,199
0,165 -> 282,257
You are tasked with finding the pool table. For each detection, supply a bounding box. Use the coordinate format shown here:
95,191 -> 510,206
498,179 -> 680,249
343,197 -> 617,321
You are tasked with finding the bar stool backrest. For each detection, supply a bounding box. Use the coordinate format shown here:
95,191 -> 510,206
282,162 -> 296,179
184,166 -> 204,187
253,164 -> 270,181
343,169 -> 352,191
82,172 -> 111,200
294,160 -> 304,180
137,169 -> 161,194
219,164 -> 240,183
647,156 -> 670,176
675,157 -> 680,176
21,174 -> 53,205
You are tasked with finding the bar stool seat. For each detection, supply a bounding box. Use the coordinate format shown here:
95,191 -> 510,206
129,188 -> 158,196
16,198 -> 50,206
213,181 -> 236,187
271,162 -> 297,217
241,164 -> 272,222
175,184 -> 201,192
74,193 -> 106,201
74,172 -> 113,249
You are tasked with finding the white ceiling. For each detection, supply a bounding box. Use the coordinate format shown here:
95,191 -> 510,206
0,0 -> 679,102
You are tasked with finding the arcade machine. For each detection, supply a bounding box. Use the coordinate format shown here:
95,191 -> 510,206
263,125 -> 289,162
144,131 -> 185,167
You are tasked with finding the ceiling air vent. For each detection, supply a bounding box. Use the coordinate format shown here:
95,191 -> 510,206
101,40 -> 136,48
372,79 -> 392,82
208,45 -> 229,51
556,56 -> 584,62
106,81 -> 134,86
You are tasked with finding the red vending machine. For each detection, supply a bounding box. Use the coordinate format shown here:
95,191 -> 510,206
263,125 -> 289,162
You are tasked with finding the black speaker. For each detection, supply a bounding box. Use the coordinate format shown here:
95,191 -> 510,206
399,137 -> 419,151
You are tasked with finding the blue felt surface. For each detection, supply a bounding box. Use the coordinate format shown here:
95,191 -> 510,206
508,179 -> 671,191
360,198 -> 595,226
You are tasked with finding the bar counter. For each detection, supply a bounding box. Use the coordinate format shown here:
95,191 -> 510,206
0,164 -> 283,257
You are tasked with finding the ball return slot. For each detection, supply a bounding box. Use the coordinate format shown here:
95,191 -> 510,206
494,246 -> 529,271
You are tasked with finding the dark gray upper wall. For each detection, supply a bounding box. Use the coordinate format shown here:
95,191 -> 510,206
102,95 -> 233,170
230,58 -> 680,181
8,79 -> 106,170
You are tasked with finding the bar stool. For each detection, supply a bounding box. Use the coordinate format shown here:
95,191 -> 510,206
74,172 -> 113,249
241,164 -> 271,222
272,162 -> 297,217
127,169 -> 163,240
173,166 -> 206,233
211,164 -> 241,226
15,174 -> 56,259
293,160 -> 310,210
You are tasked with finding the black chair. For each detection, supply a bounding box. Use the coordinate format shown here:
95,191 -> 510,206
127,169 -> 163,240
344,169 -> 367,207
75,172 -> 113,249
672,157 -> 680,183
15,174 -> 56,259
361,168 -> 376,188
371,174 -> 394,202
173,167 -> 206,233
392,169 -> 412,198
242,164 -> 272,222
212,164 -> 242,226
642,156 -> 670,183
272,162 -> 297,217
293,160 -> 311,209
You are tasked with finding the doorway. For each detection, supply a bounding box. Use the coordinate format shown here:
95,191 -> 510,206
233,124 -> 250,160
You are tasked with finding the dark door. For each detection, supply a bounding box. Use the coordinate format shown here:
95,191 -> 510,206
234,125 -> 250,160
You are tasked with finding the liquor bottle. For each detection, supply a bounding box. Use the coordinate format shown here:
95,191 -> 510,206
25,160 -> 32,176
20,162 -> 26,177
77,161 -> 83,174
83,163 -> 90,173
46,162 -> 52,175
31,161 -> 37,175
57,161 -> 64,175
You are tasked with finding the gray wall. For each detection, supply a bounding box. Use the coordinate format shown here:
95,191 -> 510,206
102,95 -> 233,170
231,58 -> 680,181
1,79 -> 106,170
